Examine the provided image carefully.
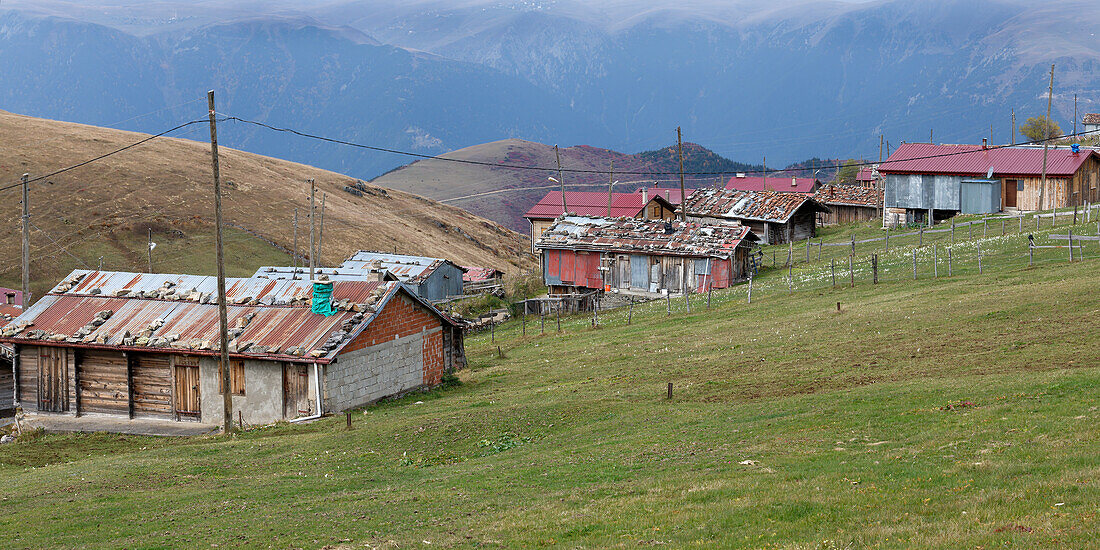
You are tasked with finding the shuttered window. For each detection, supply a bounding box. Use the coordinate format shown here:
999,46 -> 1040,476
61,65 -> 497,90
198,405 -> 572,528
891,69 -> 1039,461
219,360 -> 246,395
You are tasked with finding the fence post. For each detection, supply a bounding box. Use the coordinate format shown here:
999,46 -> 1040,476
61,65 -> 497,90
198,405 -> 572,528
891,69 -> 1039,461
540,310 -> 545,334
1029,242 -> 1034,266
627,297 -> 634,325
912,249 -> 917,279
872,254 -> 878,284
684,291 -> 690,314
983,219 -> 987,238
885,226 -> 890,253
1019,215 -> 1023,234
849,255 -> 854,288
818,238 -> 822,260
522,310 -> 526,336
1074,205 -> 1078,225
831,258 -> 836,287
806,237 -> 811,262
951,220 -> 955,243
850,234 -> 855,257
968,221 -> 972,241
933,244 -> 938,278
491,320 -> 495,343
666,292 -> 671,316
919,226 -> 924,246
748,276 -> 753,304
556,302 -> 561,332
978,243 -> 983,274
1069,228 -> 1074,262
707,285 -> 712,309
1002,219 -> 1005,236
947,247 -> 952,276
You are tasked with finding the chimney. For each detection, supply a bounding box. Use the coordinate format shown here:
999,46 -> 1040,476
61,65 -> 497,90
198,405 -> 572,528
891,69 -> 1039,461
4,292 -> 13,305
735,173 -> 746,178
791,177 -> 798,188
641,187 -> 649,219
981,138 -> 988,149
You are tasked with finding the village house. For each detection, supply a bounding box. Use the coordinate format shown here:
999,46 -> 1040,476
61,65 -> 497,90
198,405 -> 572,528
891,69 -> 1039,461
1083,113 -> 1100,137
681,188 -> 829,245
523,190 -> 681,249
814,184 -> 884,225
0,270 -> 465,427
879,143 -> 1100,225
535,216 -> 758,297
1,287 -> 23,307
256,251 -> 467,302
461,266 -> 505,294
724,174 -> 819,194
855,167 -> 881,188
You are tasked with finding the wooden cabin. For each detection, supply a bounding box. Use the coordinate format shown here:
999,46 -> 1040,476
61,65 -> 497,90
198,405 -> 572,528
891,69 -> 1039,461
523,190 -> 680,250
535,216 -> 759,297
0,270 -> 465,428
681,188 -> 829,245
815,185 -> 884,225
0,304 -> 18,415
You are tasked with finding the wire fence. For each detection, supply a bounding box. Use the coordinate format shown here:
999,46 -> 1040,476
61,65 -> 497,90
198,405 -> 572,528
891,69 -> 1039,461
478,204 -> 1100,341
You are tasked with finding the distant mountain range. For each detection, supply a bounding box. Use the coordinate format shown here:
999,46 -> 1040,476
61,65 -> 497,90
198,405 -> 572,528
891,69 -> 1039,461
2,0 -> 1099,181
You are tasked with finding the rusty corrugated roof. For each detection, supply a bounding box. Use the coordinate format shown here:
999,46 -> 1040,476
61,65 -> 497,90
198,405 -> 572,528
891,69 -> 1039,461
814,184 -> 884,208
0,270 -> 431,364
682,188 -> 829,223
461,266 -> 504,283
534,215 -> 756,259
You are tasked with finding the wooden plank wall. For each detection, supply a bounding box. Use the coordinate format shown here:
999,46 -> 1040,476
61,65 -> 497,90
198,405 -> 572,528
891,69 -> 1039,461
77,350 -> 129,415
0,358 -> 13,411
17,346 -> 38,407
823,205 -> 879,225
133,354 -> 173,418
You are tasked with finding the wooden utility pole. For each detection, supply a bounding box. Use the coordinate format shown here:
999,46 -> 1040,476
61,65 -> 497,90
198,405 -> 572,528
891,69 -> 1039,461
1074,94 -> 1078,137
147,228 -> 154,273
1011,109 -> 1016,145
1039,64 -> 1055,210
292,208 -> 298,268
677,127 -> 687,222
606,159 -> 614,217
316,192 -> 327,265
308,178 -> 316,280
555,145 -> 567,214
930,128 -> 934,143
879,135 -> 884,162
21,173 -> 30,307
207,90 -> 233,434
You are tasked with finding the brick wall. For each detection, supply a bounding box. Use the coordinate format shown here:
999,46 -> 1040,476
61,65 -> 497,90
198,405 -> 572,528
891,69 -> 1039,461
343,293 -> 442,353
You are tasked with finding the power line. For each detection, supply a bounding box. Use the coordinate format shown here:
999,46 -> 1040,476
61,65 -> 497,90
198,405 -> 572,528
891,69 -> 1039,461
0,118 -> 214,193
221,113 -> 1098,178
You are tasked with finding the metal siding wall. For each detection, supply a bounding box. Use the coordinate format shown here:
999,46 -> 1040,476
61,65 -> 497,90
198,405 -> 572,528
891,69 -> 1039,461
934,175 -> 961,210
884,174 -> 898,207
542,250 -> 563,286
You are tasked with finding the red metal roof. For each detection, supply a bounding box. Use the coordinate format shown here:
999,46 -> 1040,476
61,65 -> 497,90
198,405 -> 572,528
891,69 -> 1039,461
524,191 -> 648,219
724,176 -> 817,194
634,187 -> 694,204
878,143 -> 1099,178
461,266 -> 503,283
856,168 -> 876,182
535,215 -> 756,259
0,270 -> 455,363
682,188 -> 829,223
0,304 -> 22,326
814,184 -> 883,208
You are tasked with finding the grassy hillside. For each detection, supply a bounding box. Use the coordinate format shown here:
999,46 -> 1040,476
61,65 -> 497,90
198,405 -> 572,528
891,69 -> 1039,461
0,110 -> 533,297
1,214 -> 1097,548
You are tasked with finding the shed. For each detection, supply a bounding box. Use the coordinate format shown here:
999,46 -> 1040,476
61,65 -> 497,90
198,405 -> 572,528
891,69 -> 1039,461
523,190 -> 681,250
0,270 -> 466,428
879,143 -> 1100,224
1083,113 -> 1100,137
534,216 -> 759,296
256,251 -> 467,302
814,185 -> 884,225
680,188 -> 829,245
959,179 -> 1001,214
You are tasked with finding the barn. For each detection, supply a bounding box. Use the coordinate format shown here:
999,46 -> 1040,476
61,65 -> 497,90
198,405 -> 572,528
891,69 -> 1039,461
535,216 -> 758,297
681,188 -> 829,245
815,185 -> 884,225
0,270 -> 465,428
256,251 -> 467,302
879,143 -> 1100,225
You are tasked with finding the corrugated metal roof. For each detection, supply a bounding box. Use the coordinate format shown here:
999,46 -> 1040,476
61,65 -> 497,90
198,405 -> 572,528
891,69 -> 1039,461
814,184 -> 884,208
682,188 -> 829,223
0,270 -> 438,363
461,266 -> 504,283
0,304 -> 21,327
878,143 -> 1099,177
535,215 -> 756,259
525,191 -> 648,219
724,176 -> 818,194
856,168 -> 876,182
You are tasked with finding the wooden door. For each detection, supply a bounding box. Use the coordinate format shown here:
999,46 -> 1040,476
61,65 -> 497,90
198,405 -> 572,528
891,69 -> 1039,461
133,355 -> 172,419
174,364 -> 201,420
283,363 -> 310,419
1005,179 -> 1017,208
37,347 -> 67,412
77,350 -> 129,415
616,255 -> 630,289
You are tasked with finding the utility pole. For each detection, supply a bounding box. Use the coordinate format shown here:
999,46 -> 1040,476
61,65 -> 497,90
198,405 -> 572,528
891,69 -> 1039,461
990,123 -> 993,145
207,90 -> 233,434
886,140 -> 891,158
930,128 -> 933,143
1039,64 -> 1054,211
1074,94 -> 1078,137
147,228 -> 154,273
879,135 -> 884,162
292,208 -> 298,268
1011,109 -> 1016,145
677,127 -> 687,222
21,173 -> 30,308
607,159 -> 614,217
555,145 -> 567,215
308,178 -> 316,280
316,192 -> 327,265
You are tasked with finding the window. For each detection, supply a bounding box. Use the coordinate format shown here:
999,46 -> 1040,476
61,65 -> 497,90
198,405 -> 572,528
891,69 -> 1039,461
220,360 -> 246,395
1017,180 -> 1024,191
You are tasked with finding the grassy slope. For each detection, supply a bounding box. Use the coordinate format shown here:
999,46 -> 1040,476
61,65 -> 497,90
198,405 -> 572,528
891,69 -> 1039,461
0,110 -> 533,298
1,216 -> 1098,548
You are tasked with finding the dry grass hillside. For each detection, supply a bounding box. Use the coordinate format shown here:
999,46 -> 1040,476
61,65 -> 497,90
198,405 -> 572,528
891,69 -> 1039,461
0,111 -> 533,298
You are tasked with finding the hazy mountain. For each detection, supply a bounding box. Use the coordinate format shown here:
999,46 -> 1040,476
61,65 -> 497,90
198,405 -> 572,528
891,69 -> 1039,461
2,0 -> 1099,180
